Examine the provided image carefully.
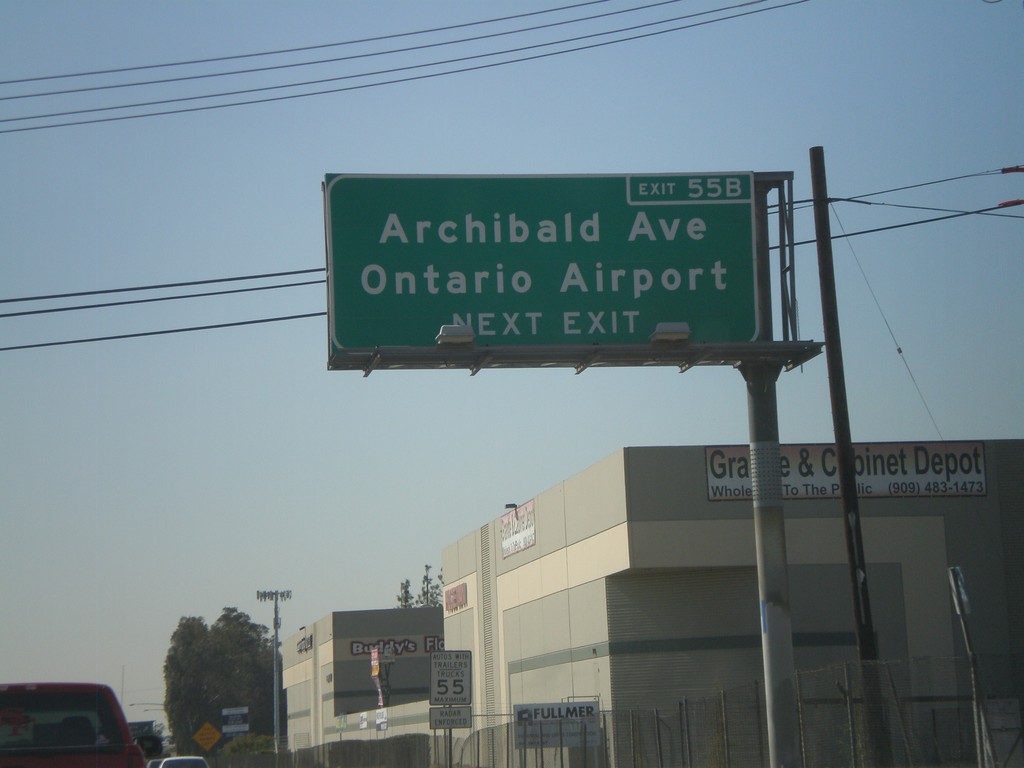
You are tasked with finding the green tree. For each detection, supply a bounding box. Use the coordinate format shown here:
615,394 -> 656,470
416,564 -> 443,608
397,565 -> 442,606
397,565 -> 442,608
163,608 -> 275,752
396,579 -> 414,608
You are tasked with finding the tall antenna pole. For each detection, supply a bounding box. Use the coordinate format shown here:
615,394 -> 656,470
257,589 -> 292,752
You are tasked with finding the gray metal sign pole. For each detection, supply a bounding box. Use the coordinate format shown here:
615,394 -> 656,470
739,180 -> 801,768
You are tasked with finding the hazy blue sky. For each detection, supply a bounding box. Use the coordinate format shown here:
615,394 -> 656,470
1,0 -> 1020,726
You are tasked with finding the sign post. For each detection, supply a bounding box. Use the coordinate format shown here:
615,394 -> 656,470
431,651 -> 472,768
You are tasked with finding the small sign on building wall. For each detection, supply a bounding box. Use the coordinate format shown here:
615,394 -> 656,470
513,701 -> 600,749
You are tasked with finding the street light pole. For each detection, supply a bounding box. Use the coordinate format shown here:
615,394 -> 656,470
257,589 -> 292,753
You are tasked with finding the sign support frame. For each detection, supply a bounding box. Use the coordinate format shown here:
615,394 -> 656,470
737,176 -> 801,768
324,171 -> 817,768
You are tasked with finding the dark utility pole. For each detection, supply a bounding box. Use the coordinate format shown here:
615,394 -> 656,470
809,146 -> 878,661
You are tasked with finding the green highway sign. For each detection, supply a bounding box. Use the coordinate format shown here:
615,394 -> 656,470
324,174 -> 757,365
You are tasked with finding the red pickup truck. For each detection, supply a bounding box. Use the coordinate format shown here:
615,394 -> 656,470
0,683 -> 163,768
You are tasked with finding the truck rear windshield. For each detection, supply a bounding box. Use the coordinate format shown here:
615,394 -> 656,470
0,689 -> 127,753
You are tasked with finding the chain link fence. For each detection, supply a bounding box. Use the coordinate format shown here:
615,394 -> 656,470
213,655 -> 1022,768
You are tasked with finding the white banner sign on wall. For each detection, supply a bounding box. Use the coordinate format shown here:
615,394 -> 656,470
500,500 -> 536,558
705,441 -> 986,501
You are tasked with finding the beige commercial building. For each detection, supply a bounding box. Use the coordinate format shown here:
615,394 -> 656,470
281,440 -> 1021,763
442,440 -> 1022,716
281,607 -> 443,749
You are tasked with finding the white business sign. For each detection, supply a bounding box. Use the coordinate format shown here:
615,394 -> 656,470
513,701 -> 600,748
500,500 -> 536,558
430,650 -> 472,705
706,441 -> 986,501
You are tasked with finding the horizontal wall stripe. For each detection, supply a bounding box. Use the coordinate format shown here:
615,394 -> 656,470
507,634 -> 854,676
571,642 -> 611,662
331,685 -> 430,703
794,632 -> 857,647
507,643 -> 610,676
610,636 -> 760,654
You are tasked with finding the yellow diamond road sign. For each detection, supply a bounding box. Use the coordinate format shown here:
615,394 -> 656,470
193,722 -> 222,751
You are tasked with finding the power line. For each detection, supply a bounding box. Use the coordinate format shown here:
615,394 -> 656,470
0,278 -> 323,319
833,198 -> 1024,219
0,267 -> 324,305
786,168 -> 1017,212
829,204 -> 945,440
1,0 -> 687,101
0,313 -> 326,352
1,0 -> 779,124
788,202 -> 1022,248
2,1 -> 729,124
843,169 -> 1006,201
0,0 -> 810,134
0,0 -> 615,86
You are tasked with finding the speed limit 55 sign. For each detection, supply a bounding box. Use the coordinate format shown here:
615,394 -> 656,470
430,650 -> 472,705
